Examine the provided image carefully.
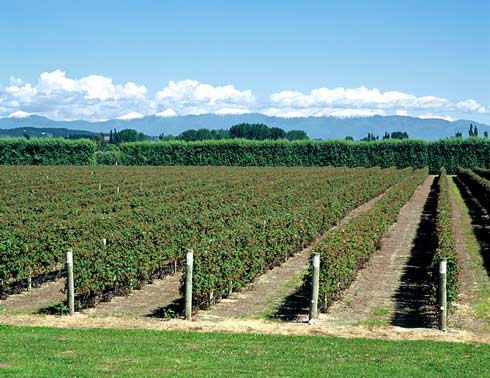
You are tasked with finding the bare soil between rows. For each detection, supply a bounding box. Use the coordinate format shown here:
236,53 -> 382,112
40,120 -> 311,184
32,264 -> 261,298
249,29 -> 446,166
450,177 -> 490,332
198,190 -> 389,321
319,175 -> 438,328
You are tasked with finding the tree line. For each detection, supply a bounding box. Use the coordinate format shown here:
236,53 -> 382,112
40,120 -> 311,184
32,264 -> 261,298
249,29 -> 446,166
159,123 -> 309,142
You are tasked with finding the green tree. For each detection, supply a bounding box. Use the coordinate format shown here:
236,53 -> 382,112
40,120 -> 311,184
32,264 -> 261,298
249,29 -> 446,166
286,130 -> 309,140
391,131 -> 409,140
113,129 -> 148,144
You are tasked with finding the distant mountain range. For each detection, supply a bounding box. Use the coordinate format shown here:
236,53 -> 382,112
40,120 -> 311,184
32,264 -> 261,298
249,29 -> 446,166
0,114 -> 489,141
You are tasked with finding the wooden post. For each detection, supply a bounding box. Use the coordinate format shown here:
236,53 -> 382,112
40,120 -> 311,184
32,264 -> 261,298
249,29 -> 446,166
173,260 -> 177,274
98,183 -> 102,191
116,186 -> 120,194
66,249 -> 75,316
439,259 -> 447,331
185,250 -> 193,320
309,253 -> 320,323
102,238 -> 107,247
27,273 -> 32,292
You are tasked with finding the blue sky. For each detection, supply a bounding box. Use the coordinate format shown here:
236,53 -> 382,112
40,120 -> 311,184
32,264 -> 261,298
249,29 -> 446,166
0,0 -> 488,122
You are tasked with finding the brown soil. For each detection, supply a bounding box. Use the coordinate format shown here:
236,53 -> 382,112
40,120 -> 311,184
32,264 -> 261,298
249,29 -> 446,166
0,279 -> 65,314
450,177 -> 490,332
319,175 -> 438,328
198,191 -> 387,321
84,273 -> 183,318
0,314 -> 488,344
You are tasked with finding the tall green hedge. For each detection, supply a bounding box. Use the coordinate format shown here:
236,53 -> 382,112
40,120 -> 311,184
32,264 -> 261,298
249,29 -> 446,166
3,137 -> 490,170
119,138 -> 490,173
0,138 -> 96,165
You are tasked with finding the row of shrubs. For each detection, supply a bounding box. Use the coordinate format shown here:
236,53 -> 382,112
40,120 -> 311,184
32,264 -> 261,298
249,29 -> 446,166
4,138 -> 490,173
431,169 -> 458,306
304,168 -> 429,310
114,138 -> 490,173
456,168 -> 490,212
0,138 -> 96,165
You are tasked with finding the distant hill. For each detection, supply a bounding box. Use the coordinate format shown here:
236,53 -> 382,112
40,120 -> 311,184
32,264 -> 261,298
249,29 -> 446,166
0,114 -> 489,141
0,126 -> 96,139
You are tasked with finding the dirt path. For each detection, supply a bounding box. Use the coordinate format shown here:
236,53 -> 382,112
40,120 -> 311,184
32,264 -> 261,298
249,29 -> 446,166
450,177 -> 490,332
198,191 -> 388,321
1,314 -> 488,344
0,279 -> 65,314
84,273 -> 183,318
319,175 -> 437,328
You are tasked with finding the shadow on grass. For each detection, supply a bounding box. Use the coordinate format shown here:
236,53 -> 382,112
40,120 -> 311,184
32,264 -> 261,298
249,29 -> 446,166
454,177 -> 490,276
391,177 -> 438,328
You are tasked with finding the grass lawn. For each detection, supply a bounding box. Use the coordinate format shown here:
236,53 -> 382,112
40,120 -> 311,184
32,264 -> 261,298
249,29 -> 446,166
0,325 -> 489,377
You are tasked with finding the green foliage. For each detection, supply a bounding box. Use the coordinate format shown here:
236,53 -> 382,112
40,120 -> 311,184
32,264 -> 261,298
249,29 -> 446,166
0,138 -> 96,165
189,167 -> 408,308
391,131 -> 409,139
176,128 -> 230,141
229,123 -> 288,140
305,168 -> 428,310
0,166 -> 408,308
285,130 -> 309,140
431,169 -> 458,305
95,149 -> 123,165
457,167 -> 490,212
119,139 -> 429,169
472,167 -> 490,181
119,138 -> 490,173
112,129 -> 149,144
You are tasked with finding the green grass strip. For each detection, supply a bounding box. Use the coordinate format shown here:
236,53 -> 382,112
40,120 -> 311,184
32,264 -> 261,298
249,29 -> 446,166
0,325 -> 489,377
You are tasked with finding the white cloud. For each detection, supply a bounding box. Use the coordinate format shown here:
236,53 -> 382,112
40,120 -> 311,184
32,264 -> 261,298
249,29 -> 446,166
328,109 -> 385,118
418,113 -> 454,122
0,70 -> 487,122
38,70 -> 77,93
154,79 -> 254,116
6,83 -> 37,99
117,112 -> 145,120
155,108 -> 177,117
214,107 -> 251,115
7,110 -> 31,118
269,86 -> 453,113
267,86 -> 489,120
456,99 -> 487,114
263,106 -> 385,118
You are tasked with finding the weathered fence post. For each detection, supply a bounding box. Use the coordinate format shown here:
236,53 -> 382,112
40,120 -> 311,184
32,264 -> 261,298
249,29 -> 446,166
439,259 -> 447,331
66,248 -> 75,316
185,250 -> 193,320
309,253 -> 320,323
